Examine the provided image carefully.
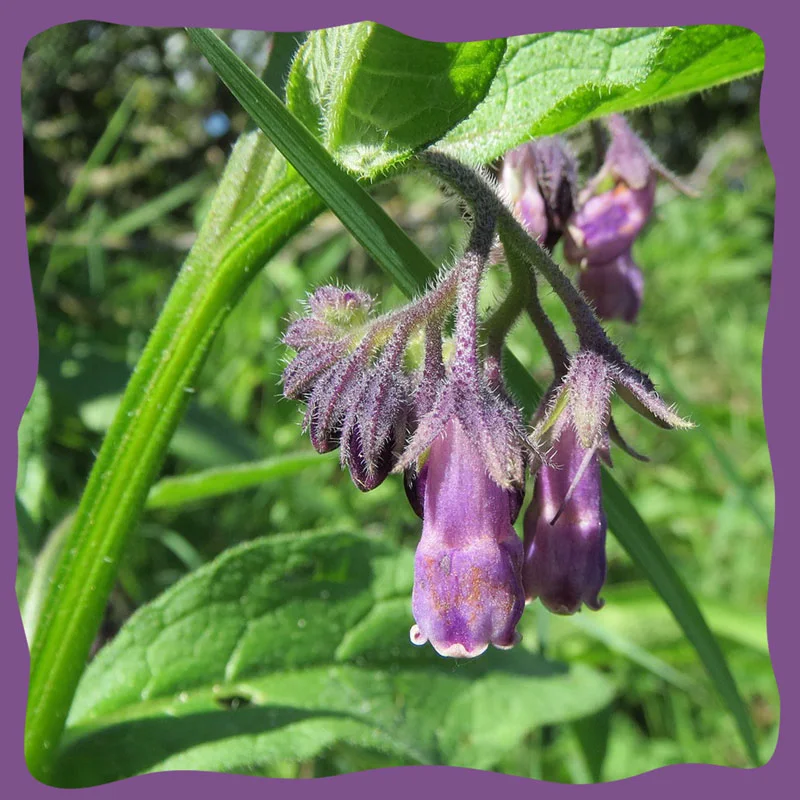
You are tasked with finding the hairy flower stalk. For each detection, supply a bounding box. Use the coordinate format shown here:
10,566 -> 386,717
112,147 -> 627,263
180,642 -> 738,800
280,130 -> 693,657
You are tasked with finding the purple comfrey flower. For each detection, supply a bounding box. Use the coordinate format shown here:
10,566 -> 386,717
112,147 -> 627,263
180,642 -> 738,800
410,419 -> 525,658
521,347 -> 693,612
563,178 -> 655,268
578,250 -> 644,324
564,115 -> 696,323
501,143 -> 548,244
501,137 -> 577,250
522,424 -> 607,614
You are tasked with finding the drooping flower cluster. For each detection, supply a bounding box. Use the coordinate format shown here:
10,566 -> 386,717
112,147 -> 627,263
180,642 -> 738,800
503,115 -> 695,323
281,128 -> 694,659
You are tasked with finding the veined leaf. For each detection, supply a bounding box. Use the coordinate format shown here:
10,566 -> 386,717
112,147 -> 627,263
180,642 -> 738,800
58,530 -> 614,785
286,23 -> 505,176
21,452 -> 339,644
440,25 -> 765,163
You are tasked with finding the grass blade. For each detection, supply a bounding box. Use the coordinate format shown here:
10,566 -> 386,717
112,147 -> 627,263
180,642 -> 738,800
601,473 -> 760,764
145,451 -> 336,509
65,78 -> 143,213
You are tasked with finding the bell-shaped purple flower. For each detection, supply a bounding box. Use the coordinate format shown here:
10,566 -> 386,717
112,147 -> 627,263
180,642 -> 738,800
522,424 -> 607,615
578,250 -> 644,323
410,419 -> 525,658
563,178 -> 655,267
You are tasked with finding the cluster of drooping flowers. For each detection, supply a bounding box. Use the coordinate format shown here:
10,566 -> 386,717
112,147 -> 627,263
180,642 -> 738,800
503,115 -> 696,323
281,123 -> 694,659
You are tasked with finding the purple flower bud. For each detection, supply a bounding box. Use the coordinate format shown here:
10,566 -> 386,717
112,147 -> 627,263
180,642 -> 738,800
410,419 -> 525,658
501,137 -> 577,249
342,417 -> 398,492
578,251 -> 644,323
303,350 -> 371,453
501,145 -> 548,244
307,285 -> 373,322
531,137 -> 578,247
281,340 -> 350,401
564,178 -> 655,267
599,114 -> 654,191
522,425 -> 607,615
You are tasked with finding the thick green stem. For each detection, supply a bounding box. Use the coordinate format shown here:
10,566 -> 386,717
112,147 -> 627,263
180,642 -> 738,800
25,165 -> 324,781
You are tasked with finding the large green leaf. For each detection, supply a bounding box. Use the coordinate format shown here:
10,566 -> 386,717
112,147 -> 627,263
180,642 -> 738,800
439,25 -> 765,163
57,530 -> 614,785
286,23 -> 506,176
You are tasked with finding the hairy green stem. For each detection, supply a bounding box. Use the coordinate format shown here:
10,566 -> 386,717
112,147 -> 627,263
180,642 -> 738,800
504,239 -> 570,379
25,165 -> 324,780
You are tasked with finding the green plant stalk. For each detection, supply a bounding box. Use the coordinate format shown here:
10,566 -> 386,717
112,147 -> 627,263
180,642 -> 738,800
146,450 -> 336,509
25,166 -> 324,780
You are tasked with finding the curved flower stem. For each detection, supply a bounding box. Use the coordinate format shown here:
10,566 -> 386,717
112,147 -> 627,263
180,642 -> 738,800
452,251 -> 486,388
415,319 -> 447,410
483,246 -> 530,389
508,240 -> 570,379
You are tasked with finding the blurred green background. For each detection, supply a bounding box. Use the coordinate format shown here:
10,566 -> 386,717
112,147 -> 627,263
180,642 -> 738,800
18,23 -> 776,780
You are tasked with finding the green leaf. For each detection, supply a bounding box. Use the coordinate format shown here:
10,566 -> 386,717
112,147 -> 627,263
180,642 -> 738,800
440,25 -> 765,163
438,662 -> 613,770
57,530 -> 614,785
145,451 -> 338,509
286,23 -> 505,176
188,27 -> 470,297
572,707 -> 612,783
17,377 -> 51,538
22,451 -> 333,643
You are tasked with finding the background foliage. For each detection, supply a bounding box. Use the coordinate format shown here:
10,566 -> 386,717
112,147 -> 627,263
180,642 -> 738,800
19,23 -> 775,784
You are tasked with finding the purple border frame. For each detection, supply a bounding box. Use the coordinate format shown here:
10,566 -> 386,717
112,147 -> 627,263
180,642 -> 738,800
4,1 -> 790,796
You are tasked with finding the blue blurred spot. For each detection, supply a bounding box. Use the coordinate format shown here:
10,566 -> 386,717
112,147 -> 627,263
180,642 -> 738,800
204,111 -> 231,138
